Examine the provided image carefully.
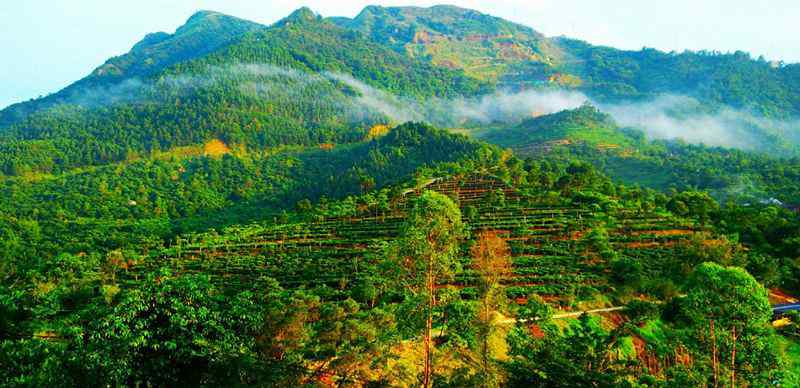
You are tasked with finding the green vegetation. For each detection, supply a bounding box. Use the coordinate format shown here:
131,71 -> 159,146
491,105 -> 800,204
483,104 -> 636,149
676,263 -> 781,385
5,144 -> 799,384
0,122 -> 480,267
0,11 -> 487,176
558,39 -> 800,118
1,4 -> 800,387
782,338 -> 800,385
386,191 -> 466,387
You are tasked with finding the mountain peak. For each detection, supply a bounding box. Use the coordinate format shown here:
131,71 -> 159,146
357,4 -> 474,16
85,10 -> 262,82
186,10 -> 224,23
176,10 -> 248,35
279,7 -> 320,25
349,4 -> 544,41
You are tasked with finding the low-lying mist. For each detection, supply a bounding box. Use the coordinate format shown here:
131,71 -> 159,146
51,63 -> 800,153
600,95 -> 800,152
329,76 -> 799,152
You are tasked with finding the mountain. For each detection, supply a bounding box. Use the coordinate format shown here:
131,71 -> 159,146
0,11 -> 264,124
0,5 -> 798,273
344,5 -> 544,40
335,5 -> 564,84
1,6 -> 799,178
483,104 -> 634,149
558,38 -> 800,117
334,5 -> 800,118
0,5 -> 796,196
0,10 -> 486,176
275,6 -> 321,26
487,105 -> 800,203
90,11 -> 264,82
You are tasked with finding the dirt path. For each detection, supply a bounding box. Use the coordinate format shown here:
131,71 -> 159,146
496,306 -> 627,325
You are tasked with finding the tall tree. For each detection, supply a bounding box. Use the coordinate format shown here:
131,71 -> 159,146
387,190 -> 465,387
680,262 -> 782,386
470,230 -> 511,386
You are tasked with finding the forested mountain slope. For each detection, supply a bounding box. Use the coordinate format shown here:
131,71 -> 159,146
484,105 -> 800,203
2,5 -> 799,179
0,11 -> 264,124
4,147 -> 799,385
333,5 -> 800,119
0,9 -> 486,176
0,123 -> 480,261
558,38 -> 800,117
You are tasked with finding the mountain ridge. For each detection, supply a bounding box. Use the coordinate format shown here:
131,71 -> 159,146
0,10 -> 264,125
4,5 -> 799,120
90,10 -> 263,82
1,4 -> 798,175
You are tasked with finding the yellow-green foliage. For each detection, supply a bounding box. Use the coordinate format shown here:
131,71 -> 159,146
782,338 -> 800,386
32,280 -> 57,299
202,139 -> 232,157
638,319 -> 667,345
101,284 -> 121,305
616,337 -> 638,361
365,124 -> 391,140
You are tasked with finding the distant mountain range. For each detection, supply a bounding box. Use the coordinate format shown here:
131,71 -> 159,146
0,5 -> 798,178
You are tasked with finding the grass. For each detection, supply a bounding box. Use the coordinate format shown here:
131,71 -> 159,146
782,337 -> 800,386
638,319 -> 667,345
617,337 -> 638,361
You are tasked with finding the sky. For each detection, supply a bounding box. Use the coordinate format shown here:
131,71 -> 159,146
1,0 -> 798,109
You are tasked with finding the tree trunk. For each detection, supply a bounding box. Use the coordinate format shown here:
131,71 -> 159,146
731,326 -> 737,388
482,294 -> 491,379
711,320 -> 718,388
424,259 -> 433,388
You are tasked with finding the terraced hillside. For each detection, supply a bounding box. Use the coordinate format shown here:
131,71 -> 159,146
129,174 -> 703,306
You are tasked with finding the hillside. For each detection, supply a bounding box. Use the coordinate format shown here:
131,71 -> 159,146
483,105 -> 800,204
558,38 -> 800,117
2,6 -> 799,179
7,153 -> 798,385
0,11 -> 264,124
0,9 -> 487,176
334,5 -> 800,118
140,172 -> 702,303
335,5 -> 563,83
0,122 -> 481,260
483,104 -> 636,150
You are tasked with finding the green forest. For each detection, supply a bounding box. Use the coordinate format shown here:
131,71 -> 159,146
2,4 -> 800,387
